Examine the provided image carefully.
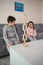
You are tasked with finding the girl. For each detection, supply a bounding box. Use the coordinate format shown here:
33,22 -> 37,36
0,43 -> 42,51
27,21 -> 36,41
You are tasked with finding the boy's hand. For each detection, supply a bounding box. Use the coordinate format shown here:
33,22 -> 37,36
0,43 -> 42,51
18,41 -> 20,44
7,43 -> 13,48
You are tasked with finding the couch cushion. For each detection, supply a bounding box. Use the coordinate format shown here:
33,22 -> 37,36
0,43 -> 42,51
15,24 -> 24,43
0,38 -> 9,57
36,33 -> 43,40
35,24 -> 43,33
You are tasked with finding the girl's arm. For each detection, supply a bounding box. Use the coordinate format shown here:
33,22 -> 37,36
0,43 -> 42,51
27,28 -> 33,37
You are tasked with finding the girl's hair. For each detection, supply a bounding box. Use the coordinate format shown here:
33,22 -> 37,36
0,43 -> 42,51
27,21 -> 35,29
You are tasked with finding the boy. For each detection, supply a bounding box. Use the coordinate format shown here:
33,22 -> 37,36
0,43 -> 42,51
3,16 -> 20,52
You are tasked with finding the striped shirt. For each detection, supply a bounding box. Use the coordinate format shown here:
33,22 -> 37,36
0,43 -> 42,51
3,25 -> 19,45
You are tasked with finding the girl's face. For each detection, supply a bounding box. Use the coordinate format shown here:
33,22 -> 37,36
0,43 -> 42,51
28,23 -> 33,29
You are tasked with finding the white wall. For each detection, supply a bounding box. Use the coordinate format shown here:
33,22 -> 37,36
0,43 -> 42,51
24,0 -> 42,23
41,0 -> 43,23
0,0 -> 42,24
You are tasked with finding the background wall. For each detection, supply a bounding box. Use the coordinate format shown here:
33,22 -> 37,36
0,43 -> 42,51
41,0 -> 43,23
0,0 -> 42,24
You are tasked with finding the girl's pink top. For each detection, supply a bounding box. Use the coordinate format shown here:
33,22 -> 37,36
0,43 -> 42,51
27,27 -> 36,37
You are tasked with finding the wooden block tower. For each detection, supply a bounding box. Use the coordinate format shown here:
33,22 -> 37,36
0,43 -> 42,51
22,13 -> 28,47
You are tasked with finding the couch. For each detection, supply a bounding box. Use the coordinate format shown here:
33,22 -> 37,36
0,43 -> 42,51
0,23 -> 43,57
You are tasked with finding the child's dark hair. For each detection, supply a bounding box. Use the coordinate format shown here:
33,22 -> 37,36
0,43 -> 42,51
7,16 -> 16,23
27,21 -> 35,29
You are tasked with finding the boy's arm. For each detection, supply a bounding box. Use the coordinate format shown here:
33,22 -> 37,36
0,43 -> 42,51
3,26 -> 13,47
14,27 -> 20,43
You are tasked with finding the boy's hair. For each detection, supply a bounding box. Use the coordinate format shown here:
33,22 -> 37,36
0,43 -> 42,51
7,16 -> 16,23
27,21 -> 35,29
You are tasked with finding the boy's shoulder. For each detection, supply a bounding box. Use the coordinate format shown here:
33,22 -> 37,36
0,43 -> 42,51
3,24 -> 8,29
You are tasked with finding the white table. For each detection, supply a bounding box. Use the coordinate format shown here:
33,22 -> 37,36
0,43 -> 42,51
10,39 -> 43,65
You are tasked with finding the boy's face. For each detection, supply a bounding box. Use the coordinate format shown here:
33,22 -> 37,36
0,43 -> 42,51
8,21 -> 15,26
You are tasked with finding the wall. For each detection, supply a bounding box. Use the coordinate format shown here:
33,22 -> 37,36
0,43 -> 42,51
0,0 -> 42,24
41,0 -> 43,23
